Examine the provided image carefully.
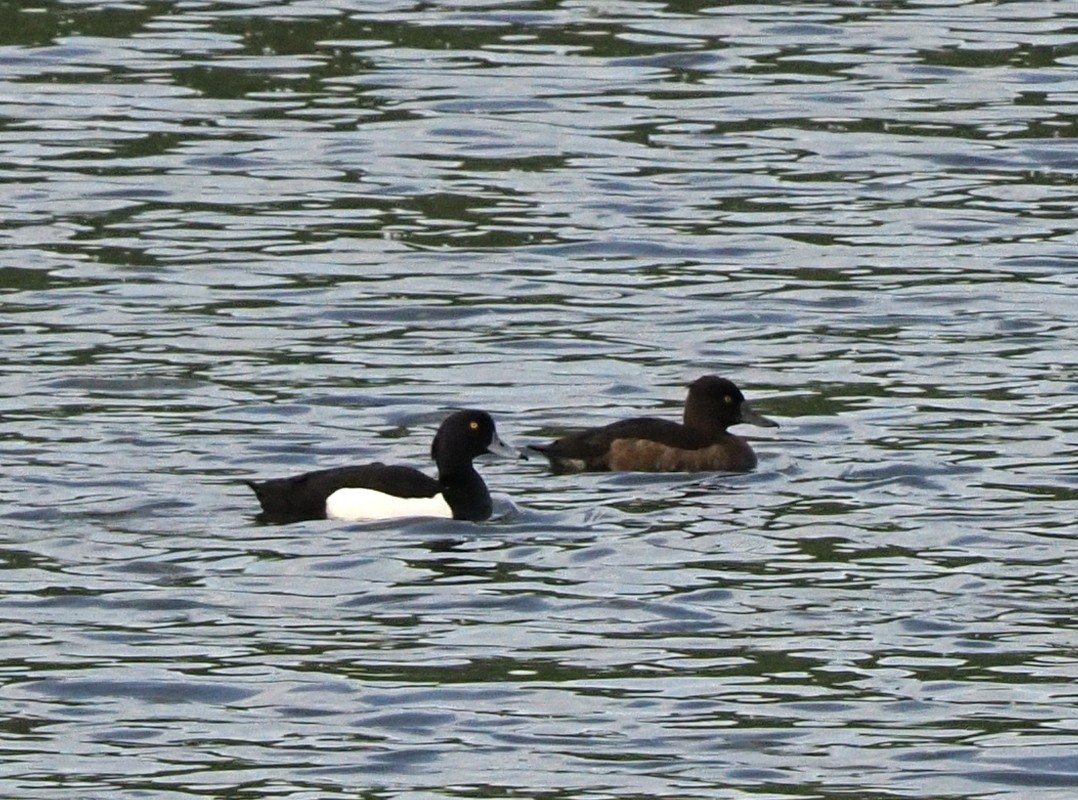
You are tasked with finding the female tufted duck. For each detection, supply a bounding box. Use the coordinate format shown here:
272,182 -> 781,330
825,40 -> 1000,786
246,410 -> 520,523
530,375 -> 777,473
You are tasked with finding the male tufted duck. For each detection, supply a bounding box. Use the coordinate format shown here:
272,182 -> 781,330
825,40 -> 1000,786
246,410 -> 520,523
530,375 -> 777,473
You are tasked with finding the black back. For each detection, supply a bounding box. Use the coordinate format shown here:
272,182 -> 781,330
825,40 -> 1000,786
534,417 -> 693,460
245,409 -> 509,523
246,464 -> 439,523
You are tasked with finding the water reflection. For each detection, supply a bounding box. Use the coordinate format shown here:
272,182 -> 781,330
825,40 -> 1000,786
3,0 -> 1077,798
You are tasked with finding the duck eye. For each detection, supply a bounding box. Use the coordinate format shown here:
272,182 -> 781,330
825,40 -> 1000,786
723,395 -> 733,404
469,420 -> 480,431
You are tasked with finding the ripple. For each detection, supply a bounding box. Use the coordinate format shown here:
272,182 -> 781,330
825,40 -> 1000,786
2,1 -> 1077,798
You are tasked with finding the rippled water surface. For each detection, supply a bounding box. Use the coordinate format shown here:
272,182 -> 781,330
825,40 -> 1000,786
2,1 -> 1077,797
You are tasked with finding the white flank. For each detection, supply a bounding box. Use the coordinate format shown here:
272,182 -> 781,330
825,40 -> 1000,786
324,488 -> 453,521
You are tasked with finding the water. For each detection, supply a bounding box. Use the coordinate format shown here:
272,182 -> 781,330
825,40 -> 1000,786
2,1 -> 1077,797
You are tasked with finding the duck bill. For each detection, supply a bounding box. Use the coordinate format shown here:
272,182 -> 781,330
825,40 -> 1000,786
487,433 -> 528,460
739,403 -> 778,428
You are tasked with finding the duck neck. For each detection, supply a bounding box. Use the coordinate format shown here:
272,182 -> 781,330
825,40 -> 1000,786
683,402 -> 727,438
437,465 -> 492,521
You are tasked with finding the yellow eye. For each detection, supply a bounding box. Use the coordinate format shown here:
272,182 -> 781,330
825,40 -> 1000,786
469,420 -> 480,430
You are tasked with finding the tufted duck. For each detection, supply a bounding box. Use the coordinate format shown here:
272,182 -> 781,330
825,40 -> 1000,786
530,376 -> 777,473
246,410 -> 520,523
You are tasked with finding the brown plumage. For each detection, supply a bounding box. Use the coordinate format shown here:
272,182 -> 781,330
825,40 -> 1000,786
531,376 -> 777,473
